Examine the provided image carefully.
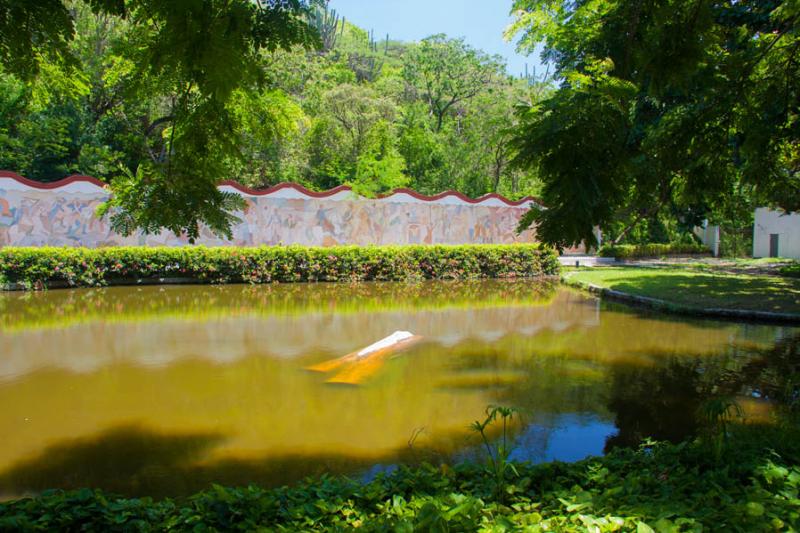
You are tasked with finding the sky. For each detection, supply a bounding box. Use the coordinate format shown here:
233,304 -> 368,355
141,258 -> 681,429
327,0 -> 544,78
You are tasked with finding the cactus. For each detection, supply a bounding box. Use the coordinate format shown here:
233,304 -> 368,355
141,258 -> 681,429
348,53 -> 384,83
310,0 -> 343,52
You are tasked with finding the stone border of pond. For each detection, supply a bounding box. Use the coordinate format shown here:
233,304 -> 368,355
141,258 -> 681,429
562,272 -> 800,324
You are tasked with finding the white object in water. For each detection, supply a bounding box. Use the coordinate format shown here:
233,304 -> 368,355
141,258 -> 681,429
356,331 -> 415,358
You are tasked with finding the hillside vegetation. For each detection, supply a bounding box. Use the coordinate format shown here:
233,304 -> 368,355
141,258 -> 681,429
0,4 -> 542,204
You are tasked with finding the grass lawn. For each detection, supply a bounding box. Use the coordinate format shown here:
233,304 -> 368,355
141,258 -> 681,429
566,266 -> 800,314
656,257 -> 800,276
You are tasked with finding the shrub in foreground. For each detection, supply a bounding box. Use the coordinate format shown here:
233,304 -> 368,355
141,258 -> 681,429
598,242 -> 710,259
781,264 -> 800,278
0,244 -> 559,289
0,437 -> 797,531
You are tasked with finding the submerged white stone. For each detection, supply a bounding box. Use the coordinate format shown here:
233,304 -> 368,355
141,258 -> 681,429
356,331 -> 415,357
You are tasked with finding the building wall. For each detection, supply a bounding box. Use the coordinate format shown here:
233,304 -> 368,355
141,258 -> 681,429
753,207 -> 800,259
0,172 -> 540,248
693,221 -> 720,257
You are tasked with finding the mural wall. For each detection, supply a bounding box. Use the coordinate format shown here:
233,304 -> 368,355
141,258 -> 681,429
0,172 -> 540,247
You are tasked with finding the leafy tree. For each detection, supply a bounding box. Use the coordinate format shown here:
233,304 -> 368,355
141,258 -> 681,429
323,84 -> 396,162
509,0 -> 800,249
227,88 -> 308,187
397,102 -> 449,194
0,0 -> 124,80
403,35 -> 504,132
449,80 -> 540,198
1,0 -> 320,241
307,83 -> 404,192
0,1 -> 546,237
352,119 -> 407,195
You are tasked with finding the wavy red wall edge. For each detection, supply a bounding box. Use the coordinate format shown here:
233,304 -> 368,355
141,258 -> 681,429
0,170 -> 542,208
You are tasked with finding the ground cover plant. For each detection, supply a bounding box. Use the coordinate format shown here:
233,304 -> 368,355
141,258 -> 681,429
0,428 -> 798,531
781,264 -> 800,278
0,244 -> 559,290
565,267 -> 800,315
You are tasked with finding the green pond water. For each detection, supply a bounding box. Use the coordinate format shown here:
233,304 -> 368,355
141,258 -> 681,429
0,280 -> 795,499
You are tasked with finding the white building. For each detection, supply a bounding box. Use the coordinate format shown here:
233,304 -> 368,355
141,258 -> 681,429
694,221 -> 720,257
753,207 -> 800,259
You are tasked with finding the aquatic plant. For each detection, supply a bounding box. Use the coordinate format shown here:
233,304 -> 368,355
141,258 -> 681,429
698,396 -> 744,461
469,405 -> 520,502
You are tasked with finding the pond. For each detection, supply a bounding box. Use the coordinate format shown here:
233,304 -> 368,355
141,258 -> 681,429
0,280 -> 795,499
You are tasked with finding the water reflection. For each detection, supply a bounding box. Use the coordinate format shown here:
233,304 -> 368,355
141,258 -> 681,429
0,280 -> 794,498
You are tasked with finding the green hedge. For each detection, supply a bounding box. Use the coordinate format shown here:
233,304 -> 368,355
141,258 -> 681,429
598,242 -> 710,259
0,244 -> 559,289
1,437 -> 798,531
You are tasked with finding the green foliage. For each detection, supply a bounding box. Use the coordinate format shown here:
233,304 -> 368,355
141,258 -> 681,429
0,0 -> 320,239
351,119 -> 408,195
225,88 -> 307,186
781,264 -> 800,278
469,405 -> 520,502
698,397 -> 744,461
0,0 -> 84,81
1,6 -> 546,237
0,244 -> 560,290
1,435 -> 799,531
96,163 -> 246,242
402,34 -> 504,132
509,0 -> 800,248
598,243 -> 710,259
306,83 -> 408,194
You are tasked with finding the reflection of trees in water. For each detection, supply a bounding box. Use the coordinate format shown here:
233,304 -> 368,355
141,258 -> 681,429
605,359 -> 708,450
605,333 -> 800,451
731,334 -> 800,414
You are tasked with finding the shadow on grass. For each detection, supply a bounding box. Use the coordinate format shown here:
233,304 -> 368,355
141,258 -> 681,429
600,271 -> 800,313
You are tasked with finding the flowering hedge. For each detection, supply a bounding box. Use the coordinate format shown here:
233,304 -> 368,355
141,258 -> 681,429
598,242 -> 710,259
0,244 -> 559,289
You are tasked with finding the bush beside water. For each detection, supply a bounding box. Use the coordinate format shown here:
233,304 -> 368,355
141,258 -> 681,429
598,242 -> 710,259
0,244 -> 559,290
1,435 -> 798,531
